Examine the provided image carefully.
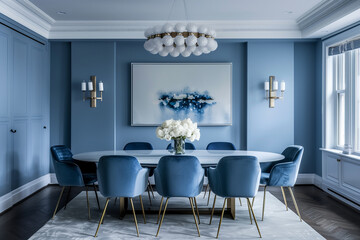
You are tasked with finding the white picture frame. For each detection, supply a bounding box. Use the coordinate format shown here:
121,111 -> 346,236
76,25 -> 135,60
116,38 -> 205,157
131,63 -> 232,126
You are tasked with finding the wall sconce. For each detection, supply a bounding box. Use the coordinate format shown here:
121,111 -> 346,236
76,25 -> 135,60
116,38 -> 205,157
81,75 -> 103,108
264,76 -> 285,108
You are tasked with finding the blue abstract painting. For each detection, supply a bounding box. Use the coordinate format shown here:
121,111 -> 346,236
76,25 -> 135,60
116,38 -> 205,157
131,63 -> 232,126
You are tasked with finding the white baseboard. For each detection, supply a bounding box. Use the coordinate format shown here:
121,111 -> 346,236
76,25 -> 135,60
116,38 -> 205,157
0,174 -> 52,213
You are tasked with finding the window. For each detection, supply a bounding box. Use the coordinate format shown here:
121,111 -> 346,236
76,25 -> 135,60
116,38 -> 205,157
327,39 -> 360,153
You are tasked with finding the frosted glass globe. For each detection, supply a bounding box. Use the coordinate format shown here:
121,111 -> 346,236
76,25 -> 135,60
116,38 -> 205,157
186,23 -> 198,32
207,38 -> 218,51
162,23 -> 174,33
144,40 -> 155,51
165,45 -> 174,53
150,48 -> 159,54
197,36 -> 208,47
187,45 -> 196,52
198,25 -> 208,34
154,25 -> 163,34
162,35 -> 174,46
170,49 -> 180,57
176,45 -> 186,53
175,23 -> 186,32
181,50 -> 191,57
186,34 -> 197,46
159,49 -> 169,57
193,48 -> 202,56
174,35 -> 185,46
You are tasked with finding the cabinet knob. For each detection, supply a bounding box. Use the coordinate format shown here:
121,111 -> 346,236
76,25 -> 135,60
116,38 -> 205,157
337,159 -> 341,162
43,126 -> 47,129
10,129 -> 16,133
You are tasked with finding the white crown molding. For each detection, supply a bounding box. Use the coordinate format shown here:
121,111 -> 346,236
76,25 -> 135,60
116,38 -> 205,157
297,0 -> 360,37
0,0 -> 53,38
48,20 -> 301,39
1,0 -> 359,40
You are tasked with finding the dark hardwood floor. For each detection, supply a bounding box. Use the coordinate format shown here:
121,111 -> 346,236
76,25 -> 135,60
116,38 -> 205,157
0,185 -> 359,240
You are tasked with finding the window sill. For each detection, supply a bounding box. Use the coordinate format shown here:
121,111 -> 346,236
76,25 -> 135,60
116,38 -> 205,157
320,148 -> 360,161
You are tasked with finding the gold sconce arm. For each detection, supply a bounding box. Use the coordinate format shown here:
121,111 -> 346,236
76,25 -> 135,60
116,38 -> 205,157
82,75 -> 103,108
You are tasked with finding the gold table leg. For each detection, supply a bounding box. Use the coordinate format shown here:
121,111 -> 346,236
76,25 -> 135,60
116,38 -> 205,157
227,197 -> 236,219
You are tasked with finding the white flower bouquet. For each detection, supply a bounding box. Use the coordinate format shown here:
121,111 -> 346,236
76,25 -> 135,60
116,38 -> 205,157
156,118 -> 200,154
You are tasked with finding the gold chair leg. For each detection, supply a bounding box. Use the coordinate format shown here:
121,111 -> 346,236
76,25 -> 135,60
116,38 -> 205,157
148,180 -> 155,199
207,190 -> 211,206
94,198 -> 110,237
147,186 -> 152,205
156,197 -> 169,237
203,184 -> 209,198
157,197 -> 164,224
239,197 -> 242,206
209,195 -> 217,225
288,187 -> 302,222
262,186 -> 267,221
216,198 -> 227,239
194,197 -> 200,224
130,198 -> 140,237
247,198 -> 253,224
86,187 -> 91,220
93,183 -> 100,210
247,198 -> 262,238
139,195 -> 146,224
189,198 -> 201,237
52,186 -> 65,219
281,186 -> 288,211
252,197 -> 255,207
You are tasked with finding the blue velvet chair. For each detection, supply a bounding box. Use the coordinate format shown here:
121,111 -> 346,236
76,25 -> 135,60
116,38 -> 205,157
124,142 -> 154,150
94,155 -> 149,237
166,142 -> 196,150
204,142 -> 236,205
208,156 -> 261,238
154,155 -> 204,237
260,145 -> 304,221
50,145 -> 100,220
123,142 -> 155,204
206,142 -> 236,151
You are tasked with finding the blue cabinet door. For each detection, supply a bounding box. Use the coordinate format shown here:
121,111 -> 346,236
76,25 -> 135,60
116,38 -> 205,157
0,25 -> 12,196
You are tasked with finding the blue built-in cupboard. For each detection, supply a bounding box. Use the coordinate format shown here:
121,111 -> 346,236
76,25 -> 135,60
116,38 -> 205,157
0,23 -> 49,197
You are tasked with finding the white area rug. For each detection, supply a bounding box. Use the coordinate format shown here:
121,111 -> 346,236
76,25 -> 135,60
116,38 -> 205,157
30,191 -> 324,239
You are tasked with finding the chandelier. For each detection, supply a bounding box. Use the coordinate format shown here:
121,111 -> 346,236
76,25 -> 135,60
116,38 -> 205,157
144,23 -> 217,57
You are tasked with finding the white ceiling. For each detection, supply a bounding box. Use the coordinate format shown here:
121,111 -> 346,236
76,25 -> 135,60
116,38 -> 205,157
28,0 -> 321,21
1,0 -> 360,39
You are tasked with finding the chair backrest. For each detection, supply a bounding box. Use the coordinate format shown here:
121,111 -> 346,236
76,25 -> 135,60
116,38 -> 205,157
154,155 -> 204,197
50,145 -> 84,187
51,145 -> 73,161
123,142 -> 153,150
206,142 -> 236,150
210,156 -> 260,198
281,145 -> 304,167
166,142 -> 196,150
97,155 -> 147,197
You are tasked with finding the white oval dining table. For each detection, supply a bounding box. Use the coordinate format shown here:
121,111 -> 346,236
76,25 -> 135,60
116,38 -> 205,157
73,149 -> 284,167
73,149 -> 284,219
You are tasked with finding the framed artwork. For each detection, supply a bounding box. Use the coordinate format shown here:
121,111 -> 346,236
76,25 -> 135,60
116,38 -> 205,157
131,63 -> 232,126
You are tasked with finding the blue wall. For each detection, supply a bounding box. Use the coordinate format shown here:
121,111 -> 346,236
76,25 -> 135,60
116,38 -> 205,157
294,42 -> 317,173
71,42 -> 116,153
50,39 -> 321,174
247,42 -> 294,153
115,41 -> 247,150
